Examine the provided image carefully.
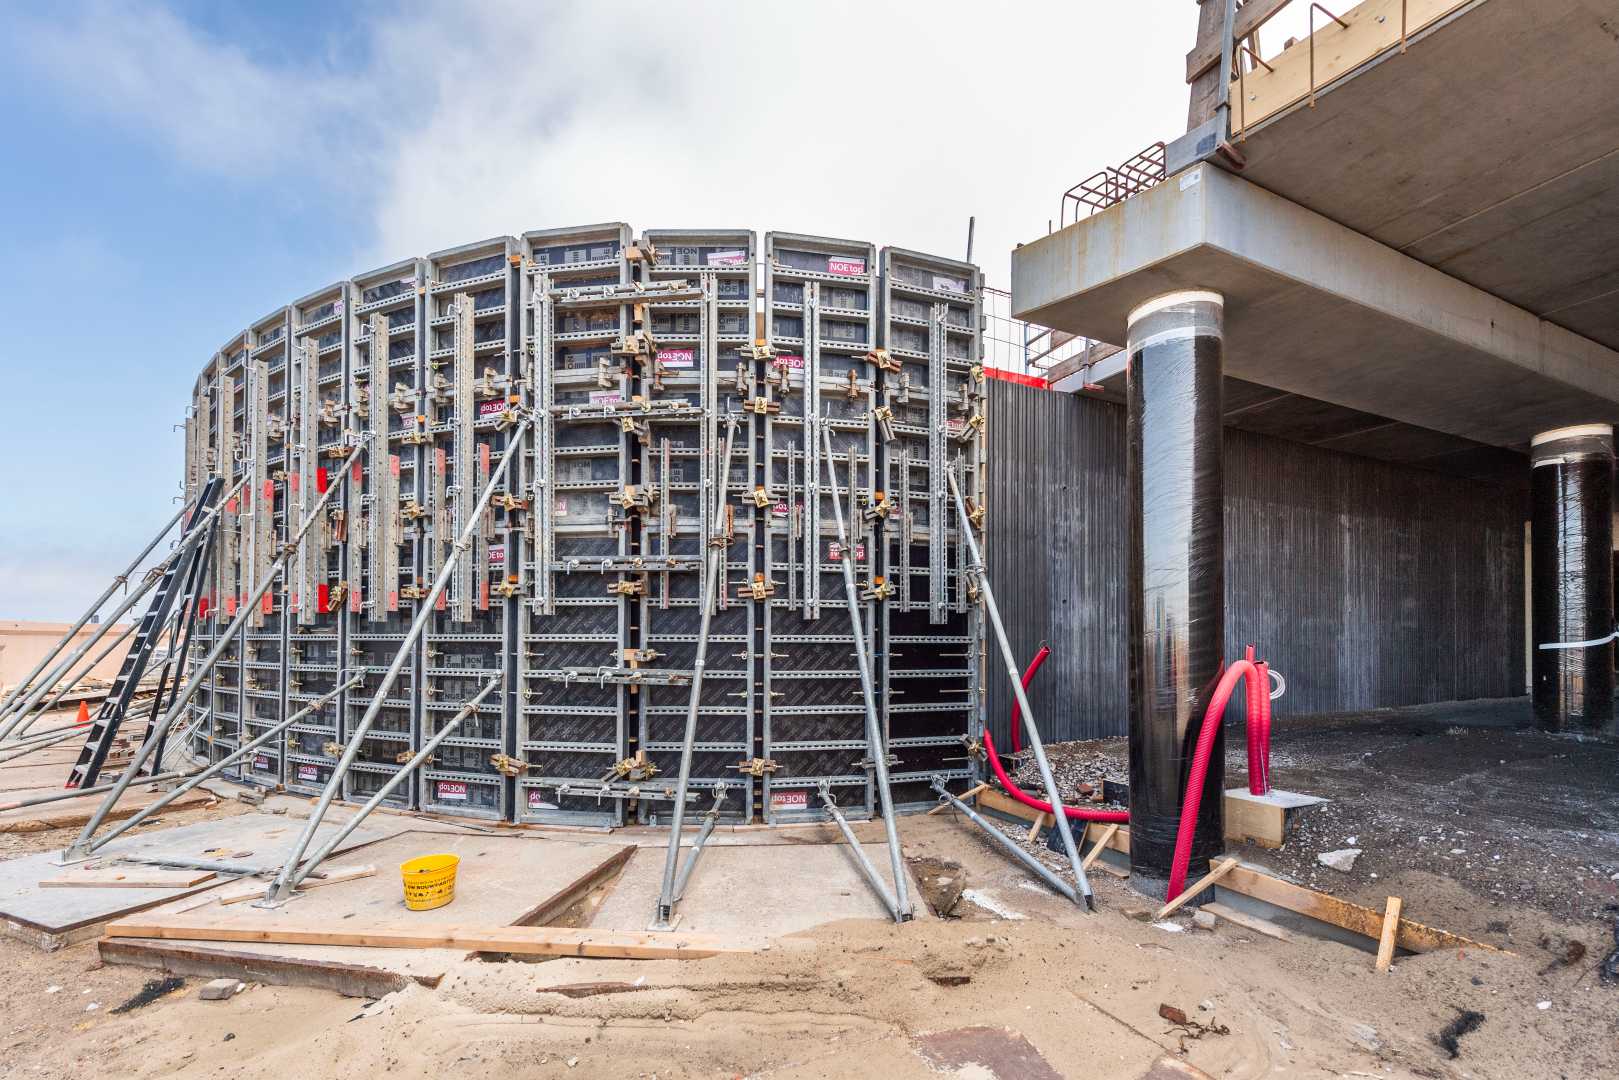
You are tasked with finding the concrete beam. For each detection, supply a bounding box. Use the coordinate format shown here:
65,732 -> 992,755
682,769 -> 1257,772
1011,164 -> 1619,450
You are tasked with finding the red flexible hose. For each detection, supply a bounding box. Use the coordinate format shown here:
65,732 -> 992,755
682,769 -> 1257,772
986,645 -> 1274,903
1009,644 -> 1049,754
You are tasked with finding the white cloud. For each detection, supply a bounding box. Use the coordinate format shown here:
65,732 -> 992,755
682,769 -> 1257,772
13,0 -> 1194,287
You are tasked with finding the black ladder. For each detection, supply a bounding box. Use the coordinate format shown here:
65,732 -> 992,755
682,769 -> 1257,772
67,478 -> 222,789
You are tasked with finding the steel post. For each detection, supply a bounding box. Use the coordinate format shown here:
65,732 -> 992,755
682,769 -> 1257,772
264,421 -> 530,903
821,421 -> 912,920
930,776 -> 1078,903
946,467 -> 1092,908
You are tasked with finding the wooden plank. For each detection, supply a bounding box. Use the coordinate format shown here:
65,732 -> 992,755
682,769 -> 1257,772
1026,812 -> 1050,842
1186,0 -> 1294,82
1082,823 -> 1120,870
1215,861 -> 1500,954
40,868 -> 215,890
214,864 -> 377,906
1199,901 -> 1298,943
1375,896 -> 1403,972
1230,0 -> 1473,136
1155,858 -> 1237,920
102,918 -> 753,960
929,783 -> 987,815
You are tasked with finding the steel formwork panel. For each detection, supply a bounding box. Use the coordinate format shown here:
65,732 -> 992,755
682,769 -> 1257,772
635,228 -> 758,822
519,223 -> 633,825
761,232 -> 880,823
175,222 -> 982,828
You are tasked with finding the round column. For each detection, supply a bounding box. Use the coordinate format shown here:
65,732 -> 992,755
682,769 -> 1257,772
1125,290 -> 1226,899
1530,424 -> 1615,733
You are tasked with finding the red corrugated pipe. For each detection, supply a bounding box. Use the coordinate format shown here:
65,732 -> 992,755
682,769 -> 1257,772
984,643 -> 1274,903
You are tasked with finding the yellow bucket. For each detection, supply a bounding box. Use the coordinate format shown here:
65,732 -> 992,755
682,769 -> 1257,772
400,854 -> 460,911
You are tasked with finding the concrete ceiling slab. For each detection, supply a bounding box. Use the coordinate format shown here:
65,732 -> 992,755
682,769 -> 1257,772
1011,164 -> 1619,451
1222,0 -> 1619,349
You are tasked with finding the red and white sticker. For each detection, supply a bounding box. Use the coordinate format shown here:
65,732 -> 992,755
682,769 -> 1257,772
826,256 -> 866,277
297,764 -> 319,782
488,544 -> 505,566
437,781 -> 468,802
659,348 -> 695,369
770,790 -> 809,811
554,497 -> 568,517
829,541 -> 867,562
478,399 -> 507,418
772,501 -> 790,518
527,790 -> 558,810
253,754 -> 270,770
773,353 -> 804,370
706,249 -> 747,267
588,390 -> 622,405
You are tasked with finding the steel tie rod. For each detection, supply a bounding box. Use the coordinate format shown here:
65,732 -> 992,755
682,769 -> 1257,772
671,784 -> 729,903
946,465 -> 1093,909
820,419 -> 912,921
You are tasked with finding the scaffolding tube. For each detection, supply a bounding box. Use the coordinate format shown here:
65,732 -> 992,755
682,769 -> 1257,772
263,420 -> 531,903
12,621 -> 140,739
58,446 -> 360,863
930,776 -> 1079,903
671,786 -> 730,903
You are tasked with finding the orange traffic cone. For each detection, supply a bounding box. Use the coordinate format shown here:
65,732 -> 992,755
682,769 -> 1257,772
75,701 -> 90,726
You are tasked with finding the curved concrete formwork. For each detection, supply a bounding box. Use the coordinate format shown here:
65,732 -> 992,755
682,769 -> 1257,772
179,224 -> 988,828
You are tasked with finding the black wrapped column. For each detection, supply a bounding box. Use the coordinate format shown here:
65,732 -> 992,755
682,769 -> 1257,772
1125,291 -> 1225,899
1530,424 -> 1615,734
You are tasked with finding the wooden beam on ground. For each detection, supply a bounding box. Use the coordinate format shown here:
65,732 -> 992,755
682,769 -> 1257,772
1026,812 -> 1050,842
1214,861 -> 1502,954
1376,896 -> 1403,972
1082,823 -> 1121,870
1198,901 -> 1298,943
929,783 -> 987,815
41,868 -> 215,889
102,918 -> 753,960
1156,858 -> 1238,921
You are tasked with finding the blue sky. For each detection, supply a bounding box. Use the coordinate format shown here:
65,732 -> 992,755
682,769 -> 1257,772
0,0 -> 1219,621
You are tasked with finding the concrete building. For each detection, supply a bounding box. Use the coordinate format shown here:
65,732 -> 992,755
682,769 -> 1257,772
1006,0 -> 1619,891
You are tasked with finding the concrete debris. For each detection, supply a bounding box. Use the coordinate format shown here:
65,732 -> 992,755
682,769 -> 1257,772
1317,848 -> 1361,872
1191,909 -> 1218,931
200,979 -> 245,1001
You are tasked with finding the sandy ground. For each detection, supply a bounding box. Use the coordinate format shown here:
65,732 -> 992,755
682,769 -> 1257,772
0,710 -> 1616,1079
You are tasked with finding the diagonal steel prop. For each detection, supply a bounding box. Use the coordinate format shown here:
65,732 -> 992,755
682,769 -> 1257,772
58,445 -> 361,863
652,414 -> 738,930
946,466 -> 1093,909
262,418 -> 531,904
820,418 -> 912,921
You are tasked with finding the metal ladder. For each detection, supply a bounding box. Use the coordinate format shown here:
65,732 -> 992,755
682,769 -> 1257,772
66,477 -> 222,789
